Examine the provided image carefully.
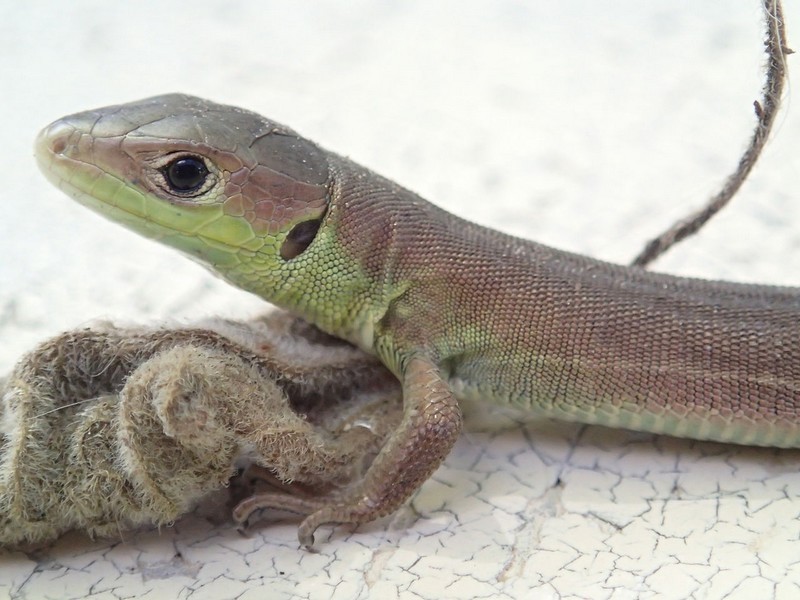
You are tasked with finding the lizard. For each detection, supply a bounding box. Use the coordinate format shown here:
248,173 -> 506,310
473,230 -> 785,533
34,94 -> 800,546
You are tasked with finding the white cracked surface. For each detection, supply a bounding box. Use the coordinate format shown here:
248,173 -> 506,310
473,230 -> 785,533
2,1 -> 800,599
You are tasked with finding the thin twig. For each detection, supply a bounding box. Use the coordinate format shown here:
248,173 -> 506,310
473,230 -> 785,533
631,0 -> 791,268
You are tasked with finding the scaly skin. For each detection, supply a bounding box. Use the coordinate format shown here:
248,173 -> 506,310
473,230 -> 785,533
35,95 -> 800,546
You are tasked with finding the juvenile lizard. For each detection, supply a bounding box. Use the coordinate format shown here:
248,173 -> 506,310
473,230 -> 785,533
35,94 -> 800,546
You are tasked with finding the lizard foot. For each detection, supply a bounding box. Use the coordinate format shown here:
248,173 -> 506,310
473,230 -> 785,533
296,502 -> 389,548
235,356 -> 462,548
233,491 -> 392,548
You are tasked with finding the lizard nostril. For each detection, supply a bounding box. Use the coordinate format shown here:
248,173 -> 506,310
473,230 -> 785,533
51,135 -> 67,155
35,121 -> 79,159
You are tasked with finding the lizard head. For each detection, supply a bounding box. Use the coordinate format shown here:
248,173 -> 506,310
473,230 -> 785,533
35,94 -> 374,336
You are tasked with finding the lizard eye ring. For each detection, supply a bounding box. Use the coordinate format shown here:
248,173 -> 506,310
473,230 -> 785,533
162,155 -> 210,194
152,153 -> 218,199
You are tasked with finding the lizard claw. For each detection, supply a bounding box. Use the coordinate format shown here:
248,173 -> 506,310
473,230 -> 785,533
298,520 -> 317,549
297,503 -> 376,548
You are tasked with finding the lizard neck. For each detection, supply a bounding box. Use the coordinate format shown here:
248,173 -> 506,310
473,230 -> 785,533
231,158 -> 408,356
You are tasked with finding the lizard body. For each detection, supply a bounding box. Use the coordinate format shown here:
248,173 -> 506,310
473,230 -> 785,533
35,95 -> 800,545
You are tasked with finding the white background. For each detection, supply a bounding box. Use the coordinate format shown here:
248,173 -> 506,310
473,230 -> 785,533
2,2 -> 800,599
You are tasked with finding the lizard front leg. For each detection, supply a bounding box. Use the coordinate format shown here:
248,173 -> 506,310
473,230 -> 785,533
233,356 -> 461,546
296,355 -> 461,547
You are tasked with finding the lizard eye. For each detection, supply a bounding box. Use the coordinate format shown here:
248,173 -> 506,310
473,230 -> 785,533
162,156 -> 209,193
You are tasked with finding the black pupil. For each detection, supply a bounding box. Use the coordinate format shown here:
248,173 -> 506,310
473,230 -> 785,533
165,157 -> 208,192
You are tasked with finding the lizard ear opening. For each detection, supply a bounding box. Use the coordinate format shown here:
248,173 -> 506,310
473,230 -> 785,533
281,218 -> 323,260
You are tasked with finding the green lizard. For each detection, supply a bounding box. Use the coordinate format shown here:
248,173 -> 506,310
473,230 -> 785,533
35,94 -> 800,546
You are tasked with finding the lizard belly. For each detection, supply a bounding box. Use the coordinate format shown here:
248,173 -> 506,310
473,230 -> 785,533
447,367 -> 800,449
